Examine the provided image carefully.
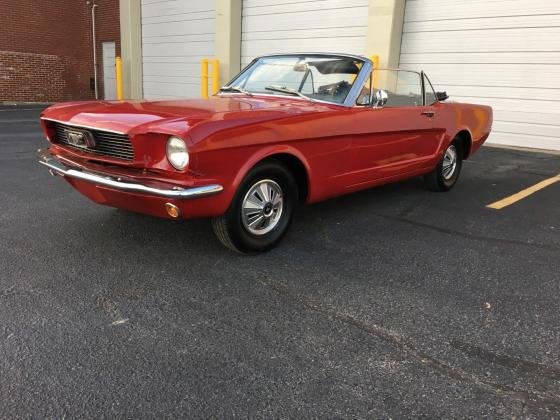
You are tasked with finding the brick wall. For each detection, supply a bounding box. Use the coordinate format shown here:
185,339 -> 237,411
0,0 -> 120,103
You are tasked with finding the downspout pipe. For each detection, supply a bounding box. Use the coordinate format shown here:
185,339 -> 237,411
91,3 -> 99,99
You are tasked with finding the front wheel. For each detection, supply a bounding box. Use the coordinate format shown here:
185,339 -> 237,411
211,160 -> 298,253
424,139 -> 463,192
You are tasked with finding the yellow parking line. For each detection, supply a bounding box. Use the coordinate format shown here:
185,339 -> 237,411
487,174 -> 560,210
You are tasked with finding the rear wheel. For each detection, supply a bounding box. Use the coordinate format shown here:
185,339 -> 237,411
211,160 -> 297,253
424,139 -> 463,192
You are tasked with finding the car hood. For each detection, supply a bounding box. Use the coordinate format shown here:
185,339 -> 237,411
41,96 -> 338,140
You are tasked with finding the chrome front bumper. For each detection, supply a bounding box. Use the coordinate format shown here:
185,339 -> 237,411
36,149 -> 223,199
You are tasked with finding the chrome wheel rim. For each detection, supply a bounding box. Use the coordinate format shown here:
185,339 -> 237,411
442,145 -> 458,180
241,179 -> 284,236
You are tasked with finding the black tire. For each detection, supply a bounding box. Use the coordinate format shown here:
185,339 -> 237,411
211,160 -> 298,253
424,138 -> 463,192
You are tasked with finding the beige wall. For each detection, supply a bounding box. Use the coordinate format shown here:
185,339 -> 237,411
365,0 -> 406,69
119,0 -> 142,99
215,0 -> 242,86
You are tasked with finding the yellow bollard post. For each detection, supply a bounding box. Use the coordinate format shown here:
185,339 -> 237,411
211,59 -> 220,95
370,55 -> 379,88
200,58 -> 209,99
115,56 -> 123,100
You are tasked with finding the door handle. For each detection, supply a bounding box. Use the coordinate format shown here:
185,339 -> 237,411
421,110 -> 435,118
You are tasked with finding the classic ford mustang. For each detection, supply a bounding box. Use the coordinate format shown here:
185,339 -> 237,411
37,53 -> 492,253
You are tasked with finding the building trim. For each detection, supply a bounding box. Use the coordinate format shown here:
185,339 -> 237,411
215,0 -> 242,87
365,0 -> 405,69
119,0 -> 143,99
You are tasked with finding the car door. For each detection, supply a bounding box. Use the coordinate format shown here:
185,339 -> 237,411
347,70 -> 440,185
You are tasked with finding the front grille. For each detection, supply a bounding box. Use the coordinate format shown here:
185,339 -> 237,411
51,121 -> 134,161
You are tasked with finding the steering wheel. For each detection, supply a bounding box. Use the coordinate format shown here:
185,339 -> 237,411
318,80 -> 350,96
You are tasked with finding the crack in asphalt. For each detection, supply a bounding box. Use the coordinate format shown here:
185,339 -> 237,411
257,277 -> 560,413
451,340 -> 560,381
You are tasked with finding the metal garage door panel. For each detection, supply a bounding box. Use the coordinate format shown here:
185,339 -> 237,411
241,0 -> 368,68
142,0 -> 212,23
141,62 -> 201,78
449,97 -> 560,115
403,64 -> 560,90
495,121 -> 560,139
405,0 -> 560,21
400,0 -> 560,150
244,26 -> 367,41
488,133 -> 559,151
142,19 -> 213,38
495,110 -> 560,128
243,0 -> 366,15
241,37 -> 368,62
404,14 -> 560,32
419,85 -> 560,103
401,28 -> 560,54
400,52 -> 560,65
143,42 -> 215,58
141,0 -> 215,99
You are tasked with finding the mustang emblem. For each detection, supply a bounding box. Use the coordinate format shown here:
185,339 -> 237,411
66,129 -> 95,149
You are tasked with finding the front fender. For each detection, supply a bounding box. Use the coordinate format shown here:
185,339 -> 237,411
230,144 -> 313,200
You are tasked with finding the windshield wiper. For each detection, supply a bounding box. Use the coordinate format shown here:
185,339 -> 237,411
218,86 -> 253,96
265,85 -> 315,102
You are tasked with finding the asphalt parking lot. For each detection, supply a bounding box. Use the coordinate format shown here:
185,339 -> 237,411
0,106 -> 559,417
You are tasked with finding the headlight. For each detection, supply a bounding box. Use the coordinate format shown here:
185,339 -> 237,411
166,136 -> 189,170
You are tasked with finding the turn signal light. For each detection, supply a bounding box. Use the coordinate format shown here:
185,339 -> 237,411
165,203 -> 180,218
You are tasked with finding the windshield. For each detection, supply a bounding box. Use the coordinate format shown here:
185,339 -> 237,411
224,55 -> 364,105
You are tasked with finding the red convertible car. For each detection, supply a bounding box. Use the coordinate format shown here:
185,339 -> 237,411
37,53 -> 492,253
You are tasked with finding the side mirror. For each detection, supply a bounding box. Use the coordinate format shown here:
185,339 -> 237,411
374,89 -> 388,107
436,91 -> 449,101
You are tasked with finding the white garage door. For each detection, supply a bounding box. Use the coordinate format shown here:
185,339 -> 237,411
241,0 -> 369,68
399,0 -> 560,151
141,0 -> 215,99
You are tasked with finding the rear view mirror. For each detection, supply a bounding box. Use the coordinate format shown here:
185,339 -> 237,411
436,91 -> 449,101
293,60 -> 308,72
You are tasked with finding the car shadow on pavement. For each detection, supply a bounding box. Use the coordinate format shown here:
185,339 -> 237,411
79,176 -> 425,257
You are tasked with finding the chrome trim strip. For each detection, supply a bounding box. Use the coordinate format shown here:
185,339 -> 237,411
420,70 -> 425,107
423,72 -> 439,105
41,118 -> 128,135
36,149 -> 223,199
259,52 -> 368,61
343,59 -> 373,107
